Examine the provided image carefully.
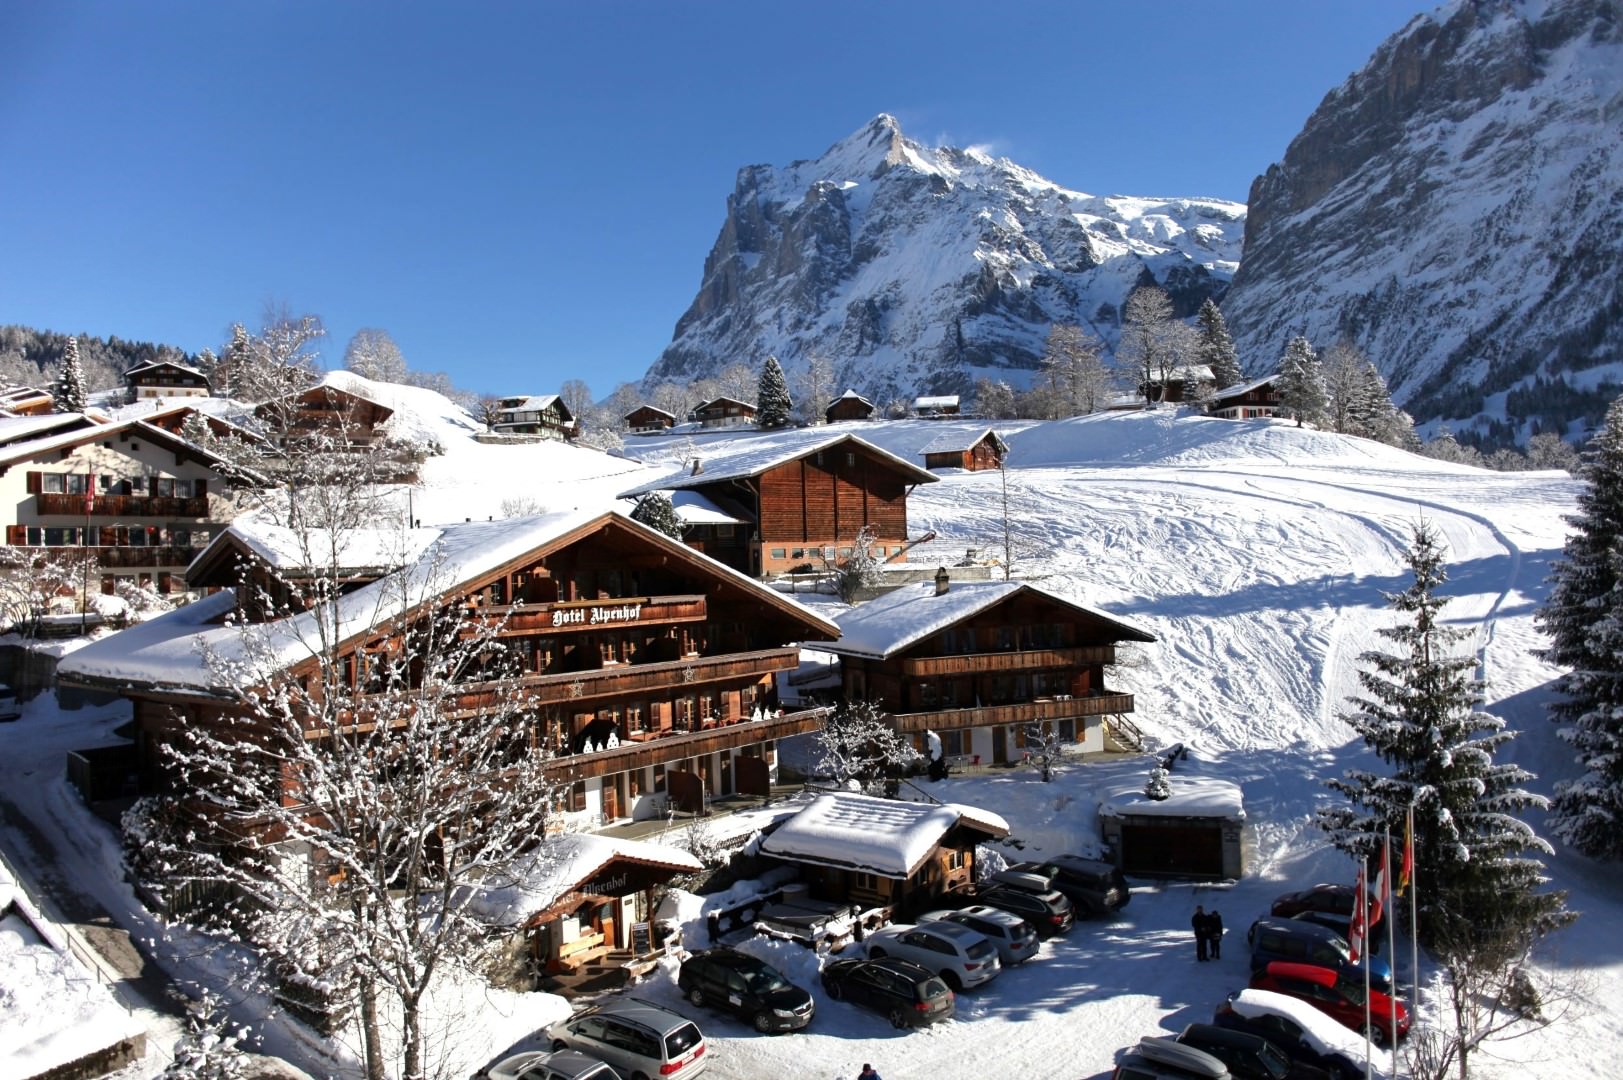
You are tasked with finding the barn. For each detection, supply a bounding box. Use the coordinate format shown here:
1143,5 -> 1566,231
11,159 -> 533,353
1097,774 -> 1245,881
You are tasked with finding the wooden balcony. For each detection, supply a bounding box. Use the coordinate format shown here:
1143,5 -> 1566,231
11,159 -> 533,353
37,493 -> 209,517
543,707 -> 826,781
900,645 -> 1115,678
480,594 -> 707,636
888,692 -> 1135,734
449,646 -> 800,713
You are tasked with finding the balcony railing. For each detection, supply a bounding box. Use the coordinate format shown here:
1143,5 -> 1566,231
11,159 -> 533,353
3,544 -> 201,569
900,645 -> 1116,678
36,493 -> 209,517
448,647 -> 800,713
888,692 -> 1136,734
543,708 -> 826,781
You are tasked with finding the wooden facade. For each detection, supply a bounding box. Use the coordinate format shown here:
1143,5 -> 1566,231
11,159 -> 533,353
828,580 -> 1154,764
126,360 -> 211,402
624,405 -> 676,433
0,386 -> 55,416
1209,376 -> 1282,420
693,397 -> 756,429
824,391 -> 875,424
494,395 -> 577,439
260,383 -> 395,447
921,430 -> 1006,472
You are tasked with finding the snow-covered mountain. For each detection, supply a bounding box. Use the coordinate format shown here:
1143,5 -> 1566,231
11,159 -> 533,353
642,114 -> 1245,403
1223,0 -> 1623,445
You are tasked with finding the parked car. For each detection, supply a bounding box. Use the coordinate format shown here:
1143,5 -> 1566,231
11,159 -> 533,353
1008,855 -> 1131,917
677,948 -> 814,1033
819,956 -> 955,1029
918,905 -> 1039,966
486,1049 -> 622,1080
1247,917 -> 1394,995
1174,1022 -> 1332,1080
972,880 -> 1076,937
1114,1035 -> 1231,1080
0,684 -> 20,723
1248,962 -> 1410,1046
1214,989 -> 1383,1080
545,998 -> 707,1080
865,920 -> 1001,990
1270,884 -> 1361,920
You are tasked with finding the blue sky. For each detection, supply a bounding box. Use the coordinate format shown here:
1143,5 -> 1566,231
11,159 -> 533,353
0,1 -> 1436,399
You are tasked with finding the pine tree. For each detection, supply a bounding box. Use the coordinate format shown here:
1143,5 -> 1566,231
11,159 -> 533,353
1537,394 -> 1623,858
1197,299 -> 1242,390
1321,521 -> 1569,947
56,335 -> 87,412
630,491 -> 685,541
1275,336 -> 1327,428
756,355 -> 793,429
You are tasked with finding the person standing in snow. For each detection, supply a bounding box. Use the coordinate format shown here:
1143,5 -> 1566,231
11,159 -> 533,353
858,1066 -> 882,1080
1207,909 -> 1224,959
1192,905 -> 1210,961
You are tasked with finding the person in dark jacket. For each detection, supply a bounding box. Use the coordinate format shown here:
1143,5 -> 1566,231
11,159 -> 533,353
858,1065 -> 883,1080
1207,908 -> 1224,959
1192,905 -> 1210,961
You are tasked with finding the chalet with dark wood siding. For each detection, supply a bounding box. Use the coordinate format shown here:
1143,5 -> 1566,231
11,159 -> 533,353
1141,364 -> 1215,405
259,374 -> 395,448
692,397 -> 757,429
624,405 -> 676,433
912,395 -> 960,417
125,360 -> 211,402
494,394 -> 577,440
919,428 -> 1007,472
1208,374 -> 1282,420
57,508 -> 841,831
759,792 -> 1008,915
824,389 -> 876,424
0,386 -> 56,416
825,573 -> 1156,765
619,432 -> 939,577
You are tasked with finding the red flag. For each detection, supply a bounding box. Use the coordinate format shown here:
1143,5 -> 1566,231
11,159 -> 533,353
83,471 -> 94,514
1399,807 -> 1414,896
1348,861 -> 1367,965
1371,839 -> 1390,928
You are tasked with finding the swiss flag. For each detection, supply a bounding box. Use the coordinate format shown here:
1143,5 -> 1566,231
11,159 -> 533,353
1371,839 -> 1390,929
1348,860 -> 1368,965
84,470 -> 94,514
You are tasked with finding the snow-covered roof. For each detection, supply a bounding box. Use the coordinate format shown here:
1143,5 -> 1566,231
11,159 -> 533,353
298,370 -> 396,416
918,427 -> 1006,456
188,515 -> 446,578
694,396 -> 755,412
760,792 -> 1008,878
0,416 -> 235,472
1212,372 -> 1280,399
668,489 -> 750,525
499,394 -> 564,413
824,579 -> 1156,660
625,404 -> 675,420
828,389 -> 874,407
913,395 -> 960,409
125,358 -> 207,379
464,834 -> 702,928
0,412 -> 96,447
1149,364 -> 1215,384
1097,774 -> 1245,820
618,431 -> 938,497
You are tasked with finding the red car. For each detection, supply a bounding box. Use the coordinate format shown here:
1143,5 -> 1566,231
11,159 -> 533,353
1248,961 -> 1409,1046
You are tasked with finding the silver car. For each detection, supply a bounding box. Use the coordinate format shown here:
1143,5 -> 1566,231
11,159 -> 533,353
919,905 -> 1039,966
486,1049 -> 622,1080
545,998 -> 706,1080
864,920 -> 1001,990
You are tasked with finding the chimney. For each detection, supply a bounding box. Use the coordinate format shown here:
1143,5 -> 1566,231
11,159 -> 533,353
690,457 -> 703,476
934,566 -> 949,596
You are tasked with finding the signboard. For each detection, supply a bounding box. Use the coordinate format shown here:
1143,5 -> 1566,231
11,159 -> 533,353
631,921 -> 652,955
550,603 -> 644,628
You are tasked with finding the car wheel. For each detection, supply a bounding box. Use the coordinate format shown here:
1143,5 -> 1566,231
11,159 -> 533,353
550,1039 -> 569,1053
941,970 -> 962,992
1369,1024 -> 1390,1048
687,986 -> 706,1008
868,947 -> 886,959
826,980 -> 845,1001
753,1011 -> 774,1033
888,1007 -> 909,1029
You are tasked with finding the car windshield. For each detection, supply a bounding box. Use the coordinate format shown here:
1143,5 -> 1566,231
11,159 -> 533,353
967,940 -> 995,960
664,1023 -> 702,1057
1258,1040 -> 1292,1078
919,976 -> 950,999
747,970 -> 790,993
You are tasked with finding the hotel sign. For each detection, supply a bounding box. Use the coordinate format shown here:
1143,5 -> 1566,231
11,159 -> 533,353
551,602 -> 645,628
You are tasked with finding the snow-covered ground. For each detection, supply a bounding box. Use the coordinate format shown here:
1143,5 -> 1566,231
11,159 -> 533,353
4,404 -> 1618,1080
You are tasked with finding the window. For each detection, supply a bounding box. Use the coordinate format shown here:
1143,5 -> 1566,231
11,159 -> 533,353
845,452 -> 855,467
570,780 -> 586,812
653,763 -> 666,793
790,548 -> 804,559
42,474 -> 64,494
716,524 -> 735,538
769,548 -> 786,559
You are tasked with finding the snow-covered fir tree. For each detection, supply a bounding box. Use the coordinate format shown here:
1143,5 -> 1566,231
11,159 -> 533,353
630,491 -> 685,541
1145,765 -> 1172,800
1275,336 -> 1327,428
756,355 -> 793,429
163,989 -> 250,1080
1196,299 -> 1242,390
1538,394 -> 1623,858
1321,521 -> 1569,947
55,335 -> 87,412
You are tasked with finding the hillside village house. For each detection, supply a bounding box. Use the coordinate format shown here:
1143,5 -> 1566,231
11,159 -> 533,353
1141,364 -> 1215,405
0,418 -> 248,596
912,394 -> 960,417
0,386 -> 55,416
623,405 -> 676,434
0,412 -> 101,451
824,389 -> 876,424
493,394 -> 577,440
125,359 -> 211,402
822,573 -> 1156,765
692,397 -> 757,429
1208,374 -> 1283,420
56,508 -> 841,835
920,428 -> 1007,472
619,431 -> 939,577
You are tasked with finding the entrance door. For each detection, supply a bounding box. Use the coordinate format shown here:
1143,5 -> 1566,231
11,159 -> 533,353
720,752 -> 733,796
992,726 -> 1008,765
602,775 -> 620,821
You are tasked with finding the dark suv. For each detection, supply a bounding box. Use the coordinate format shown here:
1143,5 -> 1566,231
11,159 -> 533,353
677,948 -> 814,1033
1010,855 -> 1130,917
1247,918 -> 1393,995
1175,1022 -> 1332,1080
974,882 -> 1075,938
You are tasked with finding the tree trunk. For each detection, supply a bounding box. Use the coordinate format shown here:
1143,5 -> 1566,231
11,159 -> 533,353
360,975 -> 385,1080
403,994 -> 424,1080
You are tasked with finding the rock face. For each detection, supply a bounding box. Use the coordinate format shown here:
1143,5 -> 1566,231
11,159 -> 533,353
643,115 -> 1245,405
1224,0 -> 1623,444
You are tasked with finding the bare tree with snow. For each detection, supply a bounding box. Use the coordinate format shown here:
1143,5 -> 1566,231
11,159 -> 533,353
813,700 -> 918,792
343,328 -> 409,383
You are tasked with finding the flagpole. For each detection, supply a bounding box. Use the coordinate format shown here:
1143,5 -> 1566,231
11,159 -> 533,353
1357,855 -> 1371,1080
1409,805 -> 1420,1060
1386,826 -> 1398,1076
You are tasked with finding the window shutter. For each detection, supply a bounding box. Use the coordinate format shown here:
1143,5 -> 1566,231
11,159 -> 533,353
194,478 -> 207,497
6,525 -> 24,545
25,471 -> 41,494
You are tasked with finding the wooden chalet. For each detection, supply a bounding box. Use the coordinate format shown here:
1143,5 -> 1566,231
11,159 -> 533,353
759,792 -> 1008,915
919,428 -> 1007,472
257,373 -> 395,448
692,397 -> 756,429
0,386 -> 56,416
56,508 -> 842,834
1140,364 -> 1215,405
1208,374 -> 1282,420
624,405 -> 676,434
824,572 -> 1156,764
494,394 -> 577,440
912,395 -> 960,417
126,359 -> 211,402
618,431 -> 939,577
824,389 -> 876,424
0,412 -> 101,450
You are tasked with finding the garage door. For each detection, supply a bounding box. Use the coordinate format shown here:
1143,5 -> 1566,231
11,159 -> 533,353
1121,822 -> 1225,879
